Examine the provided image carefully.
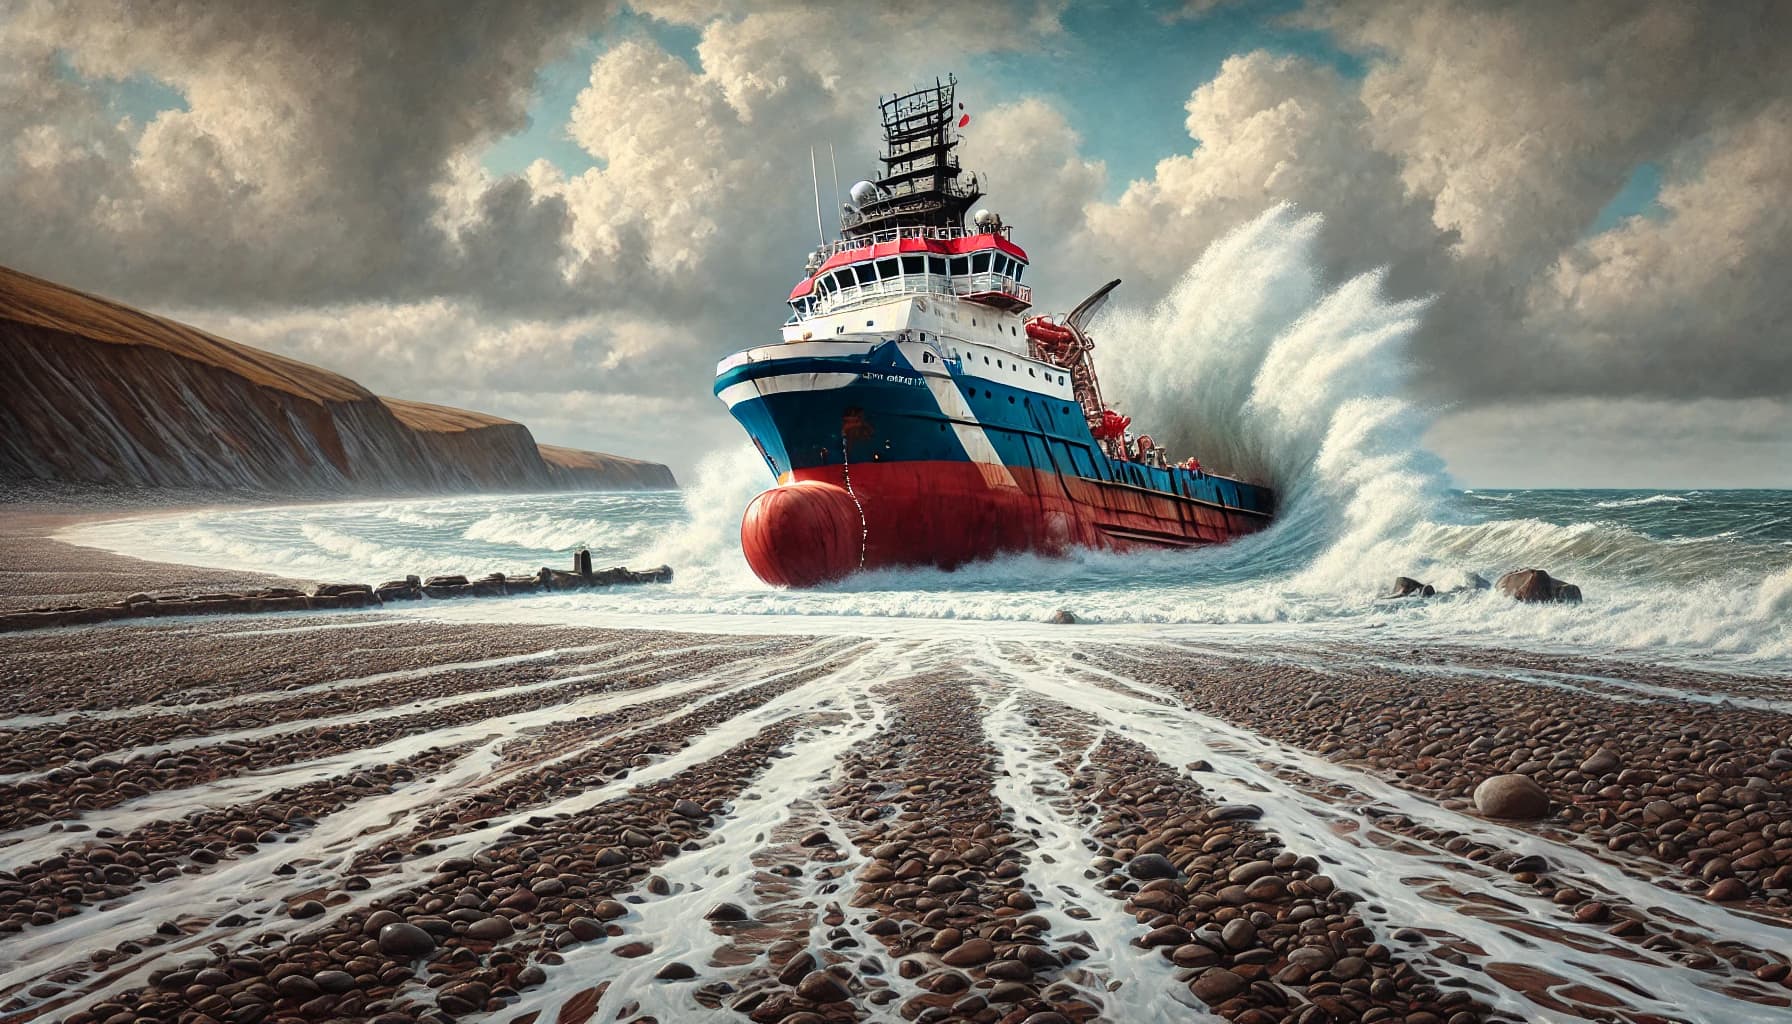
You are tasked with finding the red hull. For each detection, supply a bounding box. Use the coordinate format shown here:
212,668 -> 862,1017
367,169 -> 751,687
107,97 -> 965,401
740,460 -> 1270,587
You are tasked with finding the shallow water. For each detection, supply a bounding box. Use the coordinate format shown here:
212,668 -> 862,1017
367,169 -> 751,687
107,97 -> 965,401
60,484 -> 1792,671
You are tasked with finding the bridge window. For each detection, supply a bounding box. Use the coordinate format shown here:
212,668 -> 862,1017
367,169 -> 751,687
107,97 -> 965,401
950,256 -> 969,276
876,257 -> 899,279
992,254 -> 1009,276
929,256 -> 947,276
1013,263 -> 1025,282
972,252 -> 992,274
854,264 -> 876,285
901,255 -> 924,276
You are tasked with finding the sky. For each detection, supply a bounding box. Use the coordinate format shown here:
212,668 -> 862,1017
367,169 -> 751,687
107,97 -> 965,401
2,0 -> 1788,488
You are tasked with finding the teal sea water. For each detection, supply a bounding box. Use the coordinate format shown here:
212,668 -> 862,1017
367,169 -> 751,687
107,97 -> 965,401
61,484 -> 1792,670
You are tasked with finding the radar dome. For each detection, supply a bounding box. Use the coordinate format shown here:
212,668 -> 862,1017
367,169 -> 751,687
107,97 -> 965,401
848,180 -> 878,207
973,208 -> 1000,230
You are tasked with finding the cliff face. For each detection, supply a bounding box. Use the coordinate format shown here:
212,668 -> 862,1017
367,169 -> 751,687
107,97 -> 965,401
538,443 -> 677,490
0,266 -> 674,494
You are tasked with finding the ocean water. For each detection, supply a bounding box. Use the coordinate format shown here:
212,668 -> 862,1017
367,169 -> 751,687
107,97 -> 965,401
58,206 -> 1792,670
59,484 -> 1792,669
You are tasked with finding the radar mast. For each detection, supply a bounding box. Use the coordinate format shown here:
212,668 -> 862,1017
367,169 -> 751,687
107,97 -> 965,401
843,75 -> 982,238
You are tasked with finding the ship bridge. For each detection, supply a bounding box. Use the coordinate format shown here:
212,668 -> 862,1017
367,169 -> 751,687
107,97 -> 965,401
786,225 -> 1031,320
787,76 -> 1034,333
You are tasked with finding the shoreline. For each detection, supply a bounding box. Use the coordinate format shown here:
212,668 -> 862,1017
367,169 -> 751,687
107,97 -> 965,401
0,499 -> 308,613
13,492 -> 1789,681
0,499 -> 1788,1021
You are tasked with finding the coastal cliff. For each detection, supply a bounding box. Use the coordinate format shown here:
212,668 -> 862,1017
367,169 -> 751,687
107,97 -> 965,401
0,266 -> 675,494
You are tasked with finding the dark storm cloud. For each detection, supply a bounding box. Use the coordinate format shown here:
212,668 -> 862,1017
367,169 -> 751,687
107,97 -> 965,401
0,0 -> 613,310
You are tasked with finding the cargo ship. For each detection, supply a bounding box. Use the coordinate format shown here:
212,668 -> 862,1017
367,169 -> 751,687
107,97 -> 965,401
714,76 -> 1275,587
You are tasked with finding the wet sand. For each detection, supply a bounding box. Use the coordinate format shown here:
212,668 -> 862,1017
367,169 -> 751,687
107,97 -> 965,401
1,506 -> 1789,1023
0,501 -> 307,612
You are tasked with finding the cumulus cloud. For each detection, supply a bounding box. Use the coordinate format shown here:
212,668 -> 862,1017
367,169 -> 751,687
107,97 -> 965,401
1071,52 -> 1447,301
3,0 -> 1787,480
1302,0 -> 1792,400
980,1 -> 1792,411
1523,100 -> 1792,398
0,0 -> 618,310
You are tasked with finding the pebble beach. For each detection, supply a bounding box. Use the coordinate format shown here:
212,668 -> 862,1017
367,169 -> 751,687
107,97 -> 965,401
2,507 -> 1790,1024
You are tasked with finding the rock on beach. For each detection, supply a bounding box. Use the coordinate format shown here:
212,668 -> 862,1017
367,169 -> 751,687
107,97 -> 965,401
1473,774 -> 1551,819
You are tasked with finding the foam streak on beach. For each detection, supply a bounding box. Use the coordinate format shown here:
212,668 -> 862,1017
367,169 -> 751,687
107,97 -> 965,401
1,609 -> 1789,1024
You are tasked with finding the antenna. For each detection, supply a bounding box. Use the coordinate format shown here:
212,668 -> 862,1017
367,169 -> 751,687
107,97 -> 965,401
809,146 -> 826,247
828,143 -> 843,234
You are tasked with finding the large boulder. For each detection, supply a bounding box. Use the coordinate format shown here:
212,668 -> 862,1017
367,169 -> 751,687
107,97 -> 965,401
1496,568 -> 1582,604
1473,774 -> 1551,819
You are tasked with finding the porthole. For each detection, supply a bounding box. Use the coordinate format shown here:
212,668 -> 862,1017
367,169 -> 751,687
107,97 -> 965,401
996,359 -> 1003,368
1008,395 -> 1016,404
985,390 -> 993,399
984,355 -> 990,364
1028,367 -> 1035,377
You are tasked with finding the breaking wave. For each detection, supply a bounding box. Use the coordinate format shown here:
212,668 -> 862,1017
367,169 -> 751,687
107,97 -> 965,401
53,207 -> 1792,668
462,511 -> 650,553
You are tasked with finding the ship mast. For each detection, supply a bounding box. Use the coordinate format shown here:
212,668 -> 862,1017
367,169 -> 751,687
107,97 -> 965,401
844,75 -> 982,237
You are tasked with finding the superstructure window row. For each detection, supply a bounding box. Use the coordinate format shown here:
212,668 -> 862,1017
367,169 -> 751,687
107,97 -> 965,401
795,249 -> 1028,317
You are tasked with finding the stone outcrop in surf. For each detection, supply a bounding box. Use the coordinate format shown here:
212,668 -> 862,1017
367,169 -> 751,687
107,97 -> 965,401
0,265 -> 674,494
0,548 -> 673,633
1496,567 -> 1583,604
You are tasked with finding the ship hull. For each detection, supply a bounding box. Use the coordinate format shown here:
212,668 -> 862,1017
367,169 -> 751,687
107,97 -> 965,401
718,338 -> 1273,587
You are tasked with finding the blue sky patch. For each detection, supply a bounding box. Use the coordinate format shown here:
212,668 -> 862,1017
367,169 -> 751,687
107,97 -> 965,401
1587,162 -> 1667,235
